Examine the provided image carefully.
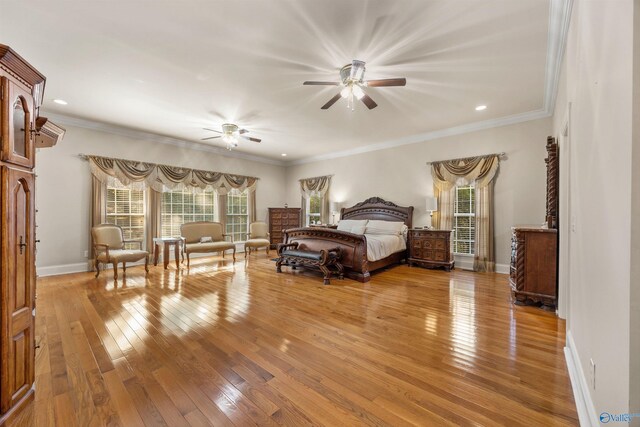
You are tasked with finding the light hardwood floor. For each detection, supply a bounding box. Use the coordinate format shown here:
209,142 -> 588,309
12,256 -> 577,426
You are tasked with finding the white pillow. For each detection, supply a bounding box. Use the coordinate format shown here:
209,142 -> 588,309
365,220 -> 405,236
350,225 -> 367,235
337,219 -> 368,233
200,236 -> 213,243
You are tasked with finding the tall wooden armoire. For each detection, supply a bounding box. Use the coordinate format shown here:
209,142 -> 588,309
0,45 -> 47,424
509,137 -> 559,310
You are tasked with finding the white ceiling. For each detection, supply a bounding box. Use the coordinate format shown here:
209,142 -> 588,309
1,0 -> 552,163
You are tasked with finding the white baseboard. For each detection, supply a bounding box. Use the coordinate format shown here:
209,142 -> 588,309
36,262 -> 90,277
453,256 -> 509,275
564,330 -> 599,426
495,263 -> 509,274
36,246 -> 248,278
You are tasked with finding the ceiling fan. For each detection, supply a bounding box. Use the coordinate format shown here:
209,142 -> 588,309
201,123 -> 261,150
303,60 -> 406,110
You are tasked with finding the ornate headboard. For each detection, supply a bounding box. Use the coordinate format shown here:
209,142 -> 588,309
340,197 -> 414,229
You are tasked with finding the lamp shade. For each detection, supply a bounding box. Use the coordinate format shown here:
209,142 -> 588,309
330,201 -> 343,214
425,196 -> 438,212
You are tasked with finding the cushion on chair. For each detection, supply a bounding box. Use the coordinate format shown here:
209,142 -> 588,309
185,241 -> 235,254
248,222 -> 269,239
181,222 -> 224,244
245,238 -> 270,248
92,225 -> 125,250
97,249 -> 148,263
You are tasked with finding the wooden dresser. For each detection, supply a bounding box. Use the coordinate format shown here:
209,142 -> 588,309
408,229 -> 454,271
268,207 -> 301,248
0,45 -> 47,423
509,227 -> 557,310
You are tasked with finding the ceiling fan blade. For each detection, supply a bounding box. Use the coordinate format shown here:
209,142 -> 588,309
201,136 -> 222,140
303,81 -> 340,86
321,93 -> 342,110
360,93 -> 378,109
365,78 -> 406,87
241,136 -> 261,143
203,128 -> 222,133
239,129 -> 249,134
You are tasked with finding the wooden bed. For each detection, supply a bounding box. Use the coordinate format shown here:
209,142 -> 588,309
281,197 -> 414,282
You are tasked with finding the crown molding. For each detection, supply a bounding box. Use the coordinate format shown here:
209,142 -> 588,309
288,108 -> 550,165
42,112 -> 287,167
544,0 -> 573,114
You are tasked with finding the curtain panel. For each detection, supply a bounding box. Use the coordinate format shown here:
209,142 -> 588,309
299,175 -> 331,225
430,154 -> 500,272
88,155 -> 258,194
431,155 -> 499,191
88,155 -> 258,266
89,176 -> 106,269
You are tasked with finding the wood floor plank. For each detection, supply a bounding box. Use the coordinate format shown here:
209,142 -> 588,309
10,257 -> 578,426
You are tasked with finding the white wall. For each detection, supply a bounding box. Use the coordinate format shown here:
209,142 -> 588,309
631,0 -> 640,423
553,0 -> 634,422
35,125 -> 287,272
285,118 -> 551,270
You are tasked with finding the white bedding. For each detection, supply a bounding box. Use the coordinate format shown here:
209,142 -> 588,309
365,233 -> 407,262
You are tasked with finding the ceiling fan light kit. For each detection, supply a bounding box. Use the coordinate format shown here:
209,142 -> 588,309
304,59 -> 406,111
201,123 -> 261,150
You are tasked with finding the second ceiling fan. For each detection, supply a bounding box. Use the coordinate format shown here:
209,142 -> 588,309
304,60 -> 406,110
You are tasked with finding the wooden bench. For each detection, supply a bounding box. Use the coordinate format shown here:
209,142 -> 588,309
276,242 -> 344,285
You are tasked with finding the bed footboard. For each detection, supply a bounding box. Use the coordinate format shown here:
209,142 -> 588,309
282,228 -> 370,282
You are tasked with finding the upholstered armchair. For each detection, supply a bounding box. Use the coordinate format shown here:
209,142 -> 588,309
180,221 -> 236,267
244,222 -> 270,258
92,224 -> 149,280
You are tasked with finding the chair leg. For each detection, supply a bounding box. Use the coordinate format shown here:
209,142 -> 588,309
145,255 -> 149,274
222,251 -> 225,258
232,248 -> 236,262
112,262 -> 118,280
244,246 -> 248,258
266,246 -> 270,256
95,259 -> 100,278
186,253 -> 190,268
122,262 -> 127,275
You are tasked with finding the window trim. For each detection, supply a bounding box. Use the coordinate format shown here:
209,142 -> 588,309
305,193 -> 322,226
226,189 -> 249,243
452,185 -> 476,256
105,185 -> 146,249
160,188 -> 217,239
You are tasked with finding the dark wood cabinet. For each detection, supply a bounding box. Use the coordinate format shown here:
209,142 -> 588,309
0,44 -> 47,424
408,229 -> 454,271
268,207 -> 301,248
509,227 -> 557,309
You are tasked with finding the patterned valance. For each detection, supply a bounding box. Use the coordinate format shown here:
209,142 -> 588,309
431,155 -> 499,190
299,175 -> 331,198
88,155 -> 258,195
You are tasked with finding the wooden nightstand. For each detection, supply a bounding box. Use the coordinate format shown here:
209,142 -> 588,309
408,229 -> 454,271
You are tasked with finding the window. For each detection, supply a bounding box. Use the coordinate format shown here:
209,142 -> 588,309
226,189 -> 248,242
161,189 -> 216,238
106,186 -> 145,249
453,185 -> 475,255
305,193 -> 322,226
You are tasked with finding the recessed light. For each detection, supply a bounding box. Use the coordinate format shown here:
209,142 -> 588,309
475,105 -> 487,111
281,153 -> 287,157
53,99 -> 68,105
